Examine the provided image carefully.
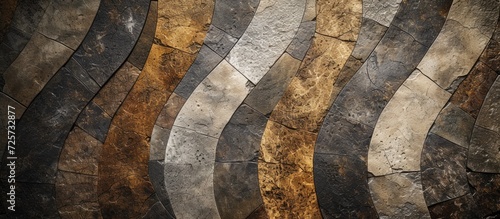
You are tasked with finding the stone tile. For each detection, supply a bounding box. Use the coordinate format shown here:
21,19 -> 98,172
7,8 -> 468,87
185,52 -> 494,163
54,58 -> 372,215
3,32 -> 73,106
214,162 -> 262,219
155,93 -> 186,129
204,25 -> 238,57
351,18 -> 388,62
72,0 -> 149,86
174,45 -> 223,99
58,127 -> 102,175
216,104 -> 267,162
1,67 -> 94,184
37,0 -> 100,49
165,126 -> 218,164
0,93 -> 24,160
368,71 -> 451,176
270,34 -> 356,131
303,0 -> 316,22
420,133 -> 469,206
313,153 -> 377,218
368,173 -> 430,218
128,1 -> 158,70
10,0 -> 50,35
92,62 -> 141,117
0,27 -> 29,77
391,0 -> 452,46
363,0 -> 402,27
226,0 -> 304,84
450,62 -> 498,118
76,101 -> 111,143
0,0 -> 17,38
468,126 -> 500,173
259,121 -> 320,218
155,0 -> 214,53
148,160 -> 176,218
174,60 -> 252,137
330,56 -> 363,99
286,21 -> 316,60
65,58 -> 100,94
149,125 -> 170,161
428,194 -> 479,219
0,182 -> 57,218
259,162 -> 321,219
316,0 -> 362,41
55,171 -> 100,219
244,53 -> 301,116
417,0 -> 499,89
211,0 -> 260,38
467,173 -> 500,216
480,38 -> 500,74
430,103 -> 475,148
476,76 -> 500,132
164,162 -> 220,218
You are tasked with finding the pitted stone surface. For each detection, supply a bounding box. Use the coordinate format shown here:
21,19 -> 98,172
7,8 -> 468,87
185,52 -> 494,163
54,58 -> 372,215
204,25 -> 238,57
3,32 -> 73,106
225,0 -> 304,84
368,71 -> 451,175
166,127 -> 218,164
420,133 -> 469,206
368,173 -> 430,219
363,0 -> 402,27
37,0 -> 100,49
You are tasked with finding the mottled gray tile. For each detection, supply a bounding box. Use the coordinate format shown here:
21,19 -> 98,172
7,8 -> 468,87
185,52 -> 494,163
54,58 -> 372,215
363,0 -> 402,27
211,0 -> 260,38
204,25 -> 238,57
430,103 -> 475,148
286,21 -> 315,60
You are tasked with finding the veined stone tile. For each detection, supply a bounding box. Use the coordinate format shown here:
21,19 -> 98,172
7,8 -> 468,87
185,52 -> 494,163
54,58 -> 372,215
430,103 -> 475,148
428,194 -> 479,219
467,173 -> 500,216
316,0 -> 361,41
476,76 -> 500,133
3,32 -> 73,106
37,0 -> 100,49
244,53 -> 301,116
215,104 -> 267,162
174,45 -> 223,99
76,101 -> 111,143
368,173 -> 429,219
450,62 -> 498,119
211,0 -> 260,38
468,126 -> 500,173
286,21 -> 316,60
204,25 -> 238,57
58,127 -> 102,175
420,133 -> 469,206
128,1 -> 158,70
417,0 -> 499,89
55,171 -> 100,219
351,18 -> 388,62
156,0 -> 214,53
225,0 -> 304,84
166,126 -> 218,164
155,93 -> 186,129
214,162 -> 262,219
173,60 -> 252,137
270,34 -> 357,131
0,93 -> 24,161
368,70 -> 450,176
164,162 -> 220,218
363,0 -> 402,27
0,0 -> 17,38
92,61 -> 141,117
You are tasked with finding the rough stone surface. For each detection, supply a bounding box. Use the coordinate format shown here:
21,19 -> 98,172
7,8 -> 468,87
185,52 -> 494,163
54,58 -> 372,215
286,21 -> 316,60
420,133 -> 469,206
128,1 -> 158,70
316,0 -> 362,41
302,0 -> 316,22
10,0 -> 50,35
214,162 -> 262,219
216,104 -> 267,162
204,25 -> 238,57
417,0 -> 499,89
368,71 -> 451,176
363,0 -> 402,27
174,45 -> 223,99
37,0 -> 100,49
476,76 -> 500,133
3,32 -> 73,106
211,0 -> 260,38
368,173 -> 430,218
428,194 -> 479,219
351,18 -> 388,62
467,173 -> 500,216
76,102 -> 111,143
166,126 -> 218,164
244,53 -> 301,116
226,0 -> 304,84
58,127 -> 102,175
55,171 -> 101,219
430,103 -> 475,148
468,126 -> 500,173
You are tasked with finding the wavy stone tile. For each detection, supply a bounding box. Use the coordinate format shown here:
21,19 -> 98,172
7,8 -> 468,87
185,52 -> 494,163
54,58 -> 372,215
204,25 -> 238,57
467,173 -> 500,216
211,0 -> 260,38
58,127 -> 102,176
225,0 -> 304,84
127,0 -> 158,70
420,133 -> 469,206
148,160 -> 175,218
368,71 -> 451,175
368,173 -> 429,219
37,0 -> 100,49
0,0 -> 17,38
363,0 -> 402,27
0,0 -> 149,217
286,21 -> 315,60
314,0 -> 452,217
351,18 -> 388,62
3,32 -> 73,106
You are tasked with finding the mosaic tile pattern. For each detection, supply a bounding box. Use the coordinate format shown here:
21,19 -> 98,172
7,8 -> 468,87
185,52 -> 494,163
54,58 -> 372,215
1,0 -> 500,218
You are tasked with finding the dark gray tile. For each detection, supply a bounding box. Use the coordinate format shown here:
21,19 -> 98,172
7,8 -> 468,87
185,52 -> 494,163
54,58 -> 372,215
286,21 -> 315,60
148,160 -> 176,218
76,101 -> 111,143
0,182 -> 58,218
430,103 -> 475,148
204,25 -> 238,57
211,0 -> 260,38
128,1 -> 158,70
468,126 -> 500,173
351,18 -> 388,62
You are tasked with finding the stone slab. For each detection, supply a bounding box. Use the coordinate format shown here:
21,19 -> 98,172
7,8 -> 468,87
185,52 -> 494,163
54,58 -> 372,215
363,0 -> 402,27
58,127 -> 102,175
468,126 -> 500,173
430,103 -> 475,148
128,1 -> 158,70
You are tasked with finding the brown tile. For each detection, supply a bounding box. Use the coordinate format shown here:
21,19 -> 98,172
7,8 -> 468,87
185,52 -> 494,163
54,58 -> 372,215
55,171 -> 101,219
155,92 -> 186,129
58,127 -> 102,175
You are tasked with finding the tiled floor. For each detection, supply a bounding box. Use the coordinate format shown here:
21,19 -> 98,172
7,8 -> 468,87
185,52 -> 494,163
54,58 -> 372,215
0,0 -> 499,218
